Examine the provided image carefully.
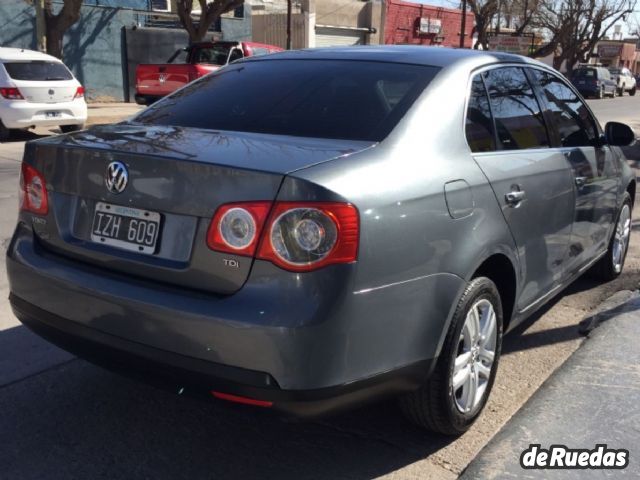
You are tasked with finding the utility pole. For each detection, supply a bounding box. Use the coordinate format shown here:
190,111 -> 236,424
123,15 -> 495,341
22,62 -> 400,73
286,0 -> 292,50
35,0 -> 47,53
460,0 -> 467,48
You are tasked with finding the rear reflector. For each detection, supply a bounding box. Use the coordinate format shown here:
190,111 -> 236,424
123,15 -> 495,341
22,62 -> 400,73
19,163 -> 48,215
1,87 -> 24,100
211,391 -> 273,407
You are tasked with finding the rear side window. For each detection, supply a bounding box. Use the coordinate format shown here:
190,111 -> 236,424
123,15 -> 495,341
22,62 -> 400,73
465,75 -> 496,152
3,61 -> 73,81
574,68 -> 596,78
483,67 -> 549,150
532,70 -> 598,148
135,60 -> 440,142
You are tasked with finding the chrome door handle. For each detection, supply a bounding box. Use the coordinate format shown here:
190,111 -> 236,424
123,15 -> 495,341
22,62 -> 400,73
575,176 -> 587,188
505,190 -> 525,206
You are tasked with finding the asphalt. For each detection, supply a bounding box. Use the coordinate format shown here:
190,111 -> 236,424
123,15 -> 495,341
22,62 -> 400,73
461,290 -> 640,479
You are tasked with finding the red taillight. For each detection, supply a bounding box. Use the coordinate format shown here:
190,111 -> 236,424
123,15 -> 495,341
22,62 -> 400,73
207,202 -> 271,256
211,391 -> 273,407
74,86 -> 85,99
1,87 -> 24,100
19,163 -> 48,215
207,201 -> 359,272
257,202 -> 359,272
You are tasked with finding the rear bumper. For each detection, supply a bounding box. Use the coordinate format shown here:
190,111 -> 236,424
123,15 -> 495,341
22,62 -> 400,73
10,294 -> 431,416
1,98 -> 87,128
7,222 -> 464,413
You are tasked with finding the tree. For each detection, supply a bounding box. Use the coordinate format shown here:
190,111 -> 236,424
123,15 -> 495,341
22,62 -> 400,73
467,0 -> 542,50
467,0 -> 499,50
41,0 -> 83,59
531,0 -> 636,72
176,0 -> 244,43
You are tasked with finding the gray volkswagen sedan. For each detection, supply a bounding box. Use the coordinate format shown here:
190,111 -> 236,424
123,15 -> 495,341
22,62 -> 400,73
7,47 -> 635,435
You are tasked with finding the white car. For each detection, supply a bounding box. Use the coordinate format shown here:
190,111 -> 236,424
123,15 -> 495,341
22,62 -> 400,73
0,47 -> 87,141
608,66 -> 637,96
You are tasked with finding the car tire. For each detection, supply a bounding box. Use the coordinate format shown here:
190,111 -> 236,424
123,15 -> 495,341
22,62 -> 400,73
630,86 -> 637,96
0,120 -> 11,142
60,124 -> 84,134
399,277 -> 503,435
618,85 -> 624,96
592,192 -> 632,282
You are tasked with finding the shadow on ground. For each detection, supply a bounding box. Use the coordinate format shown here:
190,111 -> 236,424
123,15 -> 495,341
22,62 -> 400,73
0,325 -> 452,480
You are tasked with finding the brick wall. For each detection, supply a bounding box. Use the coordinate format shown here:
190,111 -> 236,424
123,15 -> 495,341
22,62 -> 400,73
385,0 -> 474,48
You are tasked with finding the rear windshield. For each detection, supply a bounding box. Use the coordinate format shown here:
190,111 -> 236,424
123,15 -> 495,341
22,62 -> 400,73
3,61 -> 73,81
573,68 -> 596,78
134,59 -> 440,141
189,45 -> 232,65
608,68 -> 621,74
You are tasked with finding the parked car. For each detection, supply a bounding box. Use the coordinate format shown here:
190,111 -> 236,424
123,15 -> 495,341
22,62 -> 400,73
570,66 -> 617,99
134,41 -> 283,105
608,66 -> 637,96
0,47 -> 87,141
8,47 -> 636,435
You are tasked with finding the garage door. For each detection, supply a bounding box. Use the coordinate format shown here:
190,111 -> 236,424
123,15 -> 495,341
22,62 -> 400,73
315,27 -> 365,47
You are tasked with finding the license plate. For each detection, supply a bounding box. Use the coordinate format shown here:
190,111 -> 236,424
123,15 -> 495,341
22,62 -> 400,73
90,202 -> 161,254
45,111 -> 61,118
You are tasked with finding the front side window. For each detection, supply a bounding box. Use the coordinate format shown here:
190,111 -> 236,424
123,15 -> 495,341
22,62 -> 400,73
3,61 -> 73,81
465,75 -> 496,152
135,60 -> 440,142
532,69 -> 598,148
483,67 -> 550,150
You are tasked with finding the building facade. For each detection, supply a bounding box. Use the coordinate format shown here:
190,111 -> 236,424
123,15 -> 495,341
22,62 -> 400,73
385,0 -> 474,48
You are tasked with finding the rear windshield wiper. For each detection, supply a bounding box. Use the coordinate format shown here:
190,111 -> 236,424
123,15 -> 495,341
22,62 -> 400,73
45,76 -> 68,80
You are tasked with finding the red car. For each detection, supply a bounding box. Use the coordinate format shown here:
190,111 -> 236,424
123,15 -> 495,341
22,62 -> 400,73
135,41 -> 283,105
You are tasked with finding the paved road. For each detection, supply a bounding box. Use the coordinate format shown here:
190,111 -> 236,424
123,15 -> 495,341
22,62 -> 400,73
1,96 -> 640,479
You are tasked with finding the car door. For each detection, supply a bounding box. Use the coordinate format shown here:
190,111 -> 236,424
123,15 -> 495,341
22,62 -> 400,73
530,68 -> 619,276
466,66 -> 575,312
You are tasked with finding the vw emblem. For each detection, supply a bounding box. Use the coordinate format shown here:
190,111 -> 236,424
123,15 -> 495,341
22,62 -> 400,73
105,161 -> 128,194
48,89 -> 54,95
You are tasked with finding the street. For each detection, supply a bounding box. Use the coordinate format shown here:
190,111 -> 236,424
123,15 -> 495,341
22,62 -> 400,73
1,95 -> 640,479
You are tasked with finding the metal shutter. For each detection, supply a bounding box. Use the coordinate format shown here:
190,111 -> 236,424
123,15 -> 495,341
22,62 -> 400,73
315,27 -> 365,47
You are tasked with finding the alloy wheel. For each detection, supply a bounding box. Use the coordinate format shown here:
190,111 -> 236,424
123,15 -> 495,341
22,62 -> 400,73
452,298 -> 497,414
612,204 -> 631,273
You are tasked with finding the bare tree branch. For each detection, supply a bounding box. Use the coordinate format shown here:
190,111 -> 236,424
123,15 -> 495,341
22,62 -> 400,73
176,0 -> 244,43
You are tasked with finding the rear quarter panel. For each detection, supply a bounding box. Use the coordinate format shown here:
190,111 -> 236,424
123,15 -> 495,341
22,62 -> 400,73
290,60 -> 521,362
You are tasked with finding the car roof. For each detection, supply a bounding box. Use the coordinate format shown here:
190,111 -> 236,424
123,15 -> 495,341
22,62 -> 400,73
0,47 -> 62,63
244,45 -> 544,69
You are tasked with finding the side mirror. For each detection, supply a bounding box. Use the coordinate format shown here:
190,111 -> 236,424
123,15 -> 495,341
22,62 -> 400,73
605,121 -> 636,147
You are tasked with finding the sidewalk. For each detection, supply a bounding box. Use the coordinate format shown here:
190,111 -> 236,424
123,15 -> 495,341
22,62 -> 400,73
460,291 -> 640,479
86,102 -> 144,126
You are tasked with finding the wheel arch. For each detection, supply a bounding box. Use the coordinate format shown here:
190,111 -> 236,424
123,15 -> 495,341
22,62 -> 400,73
472,253 -> 518,331
626,179 -> 636,209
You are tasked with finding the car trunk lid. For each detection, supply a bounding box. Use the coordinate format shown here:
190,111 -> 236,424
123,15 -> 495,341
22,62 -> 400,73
26,124 -> 373,294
